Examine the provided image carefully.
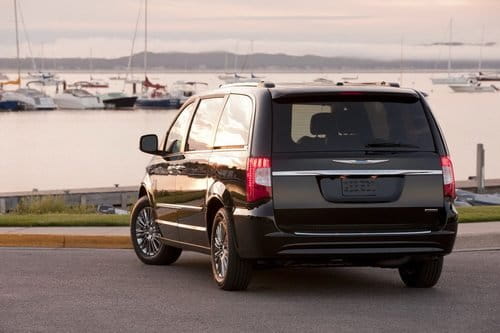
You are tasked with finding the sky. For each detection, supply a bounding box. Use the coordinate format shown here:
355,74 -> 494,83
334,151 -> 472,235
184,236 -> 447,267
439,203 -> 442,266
1,0 -> 499,60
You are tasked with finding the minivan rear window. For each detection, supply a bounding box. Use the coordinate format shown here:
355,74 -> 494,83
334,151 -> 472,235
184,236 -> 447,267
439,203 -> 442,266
273,98 -> 435,152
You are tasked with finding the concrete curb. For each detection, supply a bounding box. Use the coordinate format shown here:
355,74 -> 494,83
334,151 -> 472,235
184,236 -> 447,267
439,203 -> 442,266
0,222 -> 499,250
0,233 -> 499,250
0,234 -> 132,249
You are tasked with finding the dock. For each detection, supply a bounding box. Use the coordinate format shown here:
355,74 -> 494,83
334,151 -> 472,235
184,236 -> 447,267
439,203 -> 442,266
0,179 -> 499,214
0,186 -> 139,214
456,178 -> 500,193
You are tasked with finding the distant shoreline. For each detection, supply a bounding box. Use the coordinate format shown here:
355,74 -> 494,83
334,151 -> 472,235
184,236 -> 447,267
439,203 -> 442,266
1,69 -> 498,74
1,51 -> 499,72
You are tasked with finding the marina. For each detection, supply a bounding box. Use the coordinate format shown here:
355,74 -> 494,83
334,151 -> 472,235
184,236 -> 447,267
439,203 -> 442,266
1,71 -> 500,193
1,0 -> 499,194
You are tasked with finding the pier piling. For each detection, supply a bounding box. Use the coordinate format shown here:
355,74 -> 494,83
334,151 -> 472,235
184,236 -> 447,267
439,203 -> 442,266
476,143 -> 485,193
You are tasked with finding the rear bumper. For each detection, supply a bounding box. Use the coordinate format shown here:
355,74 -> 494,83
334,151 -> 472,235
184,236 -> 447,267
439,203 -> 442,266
233,214 -> 457,262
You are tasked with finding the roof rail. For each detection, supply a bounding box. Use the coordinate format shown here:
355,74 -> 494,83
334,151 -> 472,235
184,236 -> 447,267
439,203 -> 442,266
338,81 -> 400,88
219,81 -> 275,89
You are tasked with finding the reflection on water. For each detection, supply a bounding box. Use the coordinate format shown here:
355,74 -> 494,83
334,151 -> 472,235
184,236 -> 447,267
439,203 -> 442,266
1,72 -> 499,191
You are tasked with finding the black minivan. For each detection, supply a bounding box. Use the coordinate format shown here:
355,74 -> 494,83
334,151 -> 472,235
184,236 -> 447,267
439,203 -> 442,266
131,82 -> 458,290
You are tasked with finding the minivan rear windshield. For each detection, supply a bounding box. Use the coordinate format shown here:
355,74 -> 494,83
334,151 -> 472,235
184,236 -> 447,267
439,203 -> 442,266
272,97 -> 436,153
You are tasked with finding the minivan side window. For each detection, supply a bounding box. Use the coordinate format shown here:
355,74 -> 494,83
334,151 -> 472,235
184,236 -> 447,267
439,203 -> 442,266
165,103 -> 195,153
186,97 -> 225,151
214,94 -> 253,148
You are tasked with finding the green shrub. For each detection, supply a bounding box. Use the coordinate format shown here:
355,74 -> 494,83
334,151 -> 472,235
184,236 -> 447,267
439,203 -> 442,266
14,196 -> 95,214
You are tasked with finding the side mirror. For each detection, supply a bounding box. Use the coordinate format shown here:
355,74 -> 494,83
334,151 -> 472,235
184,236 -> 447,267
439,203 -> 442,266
139,134 -> 162,155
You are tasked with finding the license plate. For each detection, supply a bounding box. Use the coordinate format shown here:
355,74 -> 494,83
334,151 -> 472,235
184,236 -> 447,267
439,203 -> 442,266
341,179 -> 376,196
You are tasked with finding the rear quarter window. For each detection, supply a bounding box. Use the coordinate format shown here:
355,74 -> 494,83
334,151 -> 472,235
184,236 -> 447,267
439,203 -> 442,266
273,96 -> 436,152
214,94 -> 253,148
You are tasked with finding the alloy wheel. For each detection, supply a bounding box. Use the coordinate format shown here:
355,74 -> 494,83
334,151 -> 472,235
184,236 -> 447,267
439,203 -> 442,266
135,206 -> 162,257
213,218 -> 229,280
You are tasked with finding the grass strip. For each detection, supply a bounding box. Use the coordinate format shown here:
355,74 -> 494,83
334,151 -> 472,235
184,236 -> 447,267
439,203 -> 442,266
0,206 -> 499,227
457,206 -> 500,223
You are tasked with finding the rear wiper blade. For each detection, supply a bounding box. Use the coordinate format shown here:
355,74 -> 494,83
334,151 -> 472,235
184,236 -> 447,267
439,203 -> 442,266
365,142 -> 420,148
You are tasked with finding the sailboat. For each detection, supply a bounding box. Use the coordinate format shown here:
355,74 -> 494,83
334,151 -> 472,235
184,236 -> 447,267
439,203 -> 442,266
1,0 -> 57,110
170,81 -> 208,104
135,76 -> 180,108
70,49 -> 109,88
1,0 -> 22,90
476,72 -> 500,81
431,19 -> 472,85
0,90 -> 32,110
134,0 -> 181,109
218,41 -> 264,84
53,88 -> 105,109
109,74 -> 126,81
5,88 -> 57,110
449,80 -> 498,93
21,17 -> 58,84
0,89 -> 30,111
467,27 -> 499,81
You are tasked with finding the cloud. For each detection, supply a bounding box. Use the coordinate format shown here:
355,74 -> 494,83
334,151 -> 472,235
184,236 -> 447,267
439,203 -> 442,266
1,0 -> 500,60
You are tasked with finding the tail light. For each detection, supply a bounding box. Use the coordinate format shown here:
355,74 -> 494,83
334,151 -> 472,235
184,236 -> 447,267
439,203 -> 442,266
246,157 -> 272,203
441,156 -> 456,199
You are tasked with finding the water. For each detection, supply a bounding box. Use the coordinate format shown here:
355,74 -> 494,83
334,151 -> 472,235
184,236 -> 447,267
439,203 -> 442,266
1,72 -> 499,192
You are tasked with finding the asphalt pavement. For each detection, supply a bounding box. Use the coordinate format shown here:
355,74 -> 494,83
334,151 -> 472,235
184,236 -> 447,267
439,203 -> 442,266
1,248 -> 499,332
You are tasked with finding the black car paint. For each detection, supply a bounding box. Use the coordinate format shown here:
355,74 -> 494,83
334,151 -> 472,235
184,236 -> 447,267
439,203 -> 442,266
137,85 -> 458,266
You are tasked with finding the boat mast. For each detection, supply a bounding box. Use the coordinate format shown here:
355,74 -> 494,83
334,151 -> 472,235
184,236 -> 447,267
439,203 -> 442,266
478,26 -> 485,73
234,41 -> 238,74
224,52 -> 228,73
144,0 -> 148,79
249,39 -> 254,75
399,36 -> 404,86
125,0 -> 143,85
41,43 -> 44,72
14,0 -> 21,85
89,48 -> 93,79
447,18 -> 452,77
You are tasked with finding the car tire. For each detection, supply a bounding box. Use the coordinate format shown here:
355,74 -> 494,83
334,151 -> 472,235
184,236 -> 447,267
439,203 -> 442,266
210,207 -> 253,291
398,256 -> 443,288
130,196 -> 182,265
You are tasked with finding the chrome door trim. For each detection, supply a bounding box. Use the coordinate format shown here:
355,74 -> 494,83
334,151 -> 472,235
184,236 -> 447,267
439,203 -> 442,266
159,236 -> 210,251
272,169 -> 442,176
332,159 -> 389,164
156,203 -> 203,211
156,219 -> 207,232
294,230 -> 432,237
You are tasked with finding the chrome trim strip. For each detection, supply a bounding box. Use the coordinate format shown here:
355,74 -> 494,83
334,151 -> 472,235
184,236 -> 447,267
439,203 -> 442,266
294,230 -> 432,237
332,159 -> 389,165
156,219 -> 206,232
272,169 -> 442,176
158,236 -> 210,251
156,203 -> 203,212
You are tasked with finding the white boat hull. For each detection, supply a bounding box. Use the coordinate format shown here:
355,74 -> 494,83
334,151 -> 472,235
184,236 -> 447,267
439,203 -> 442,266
30,96 -> 58,109
449,85 -> 498,93
1,92 -> 35,109
53,95 -> 104,109
431,76 -> 471,85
